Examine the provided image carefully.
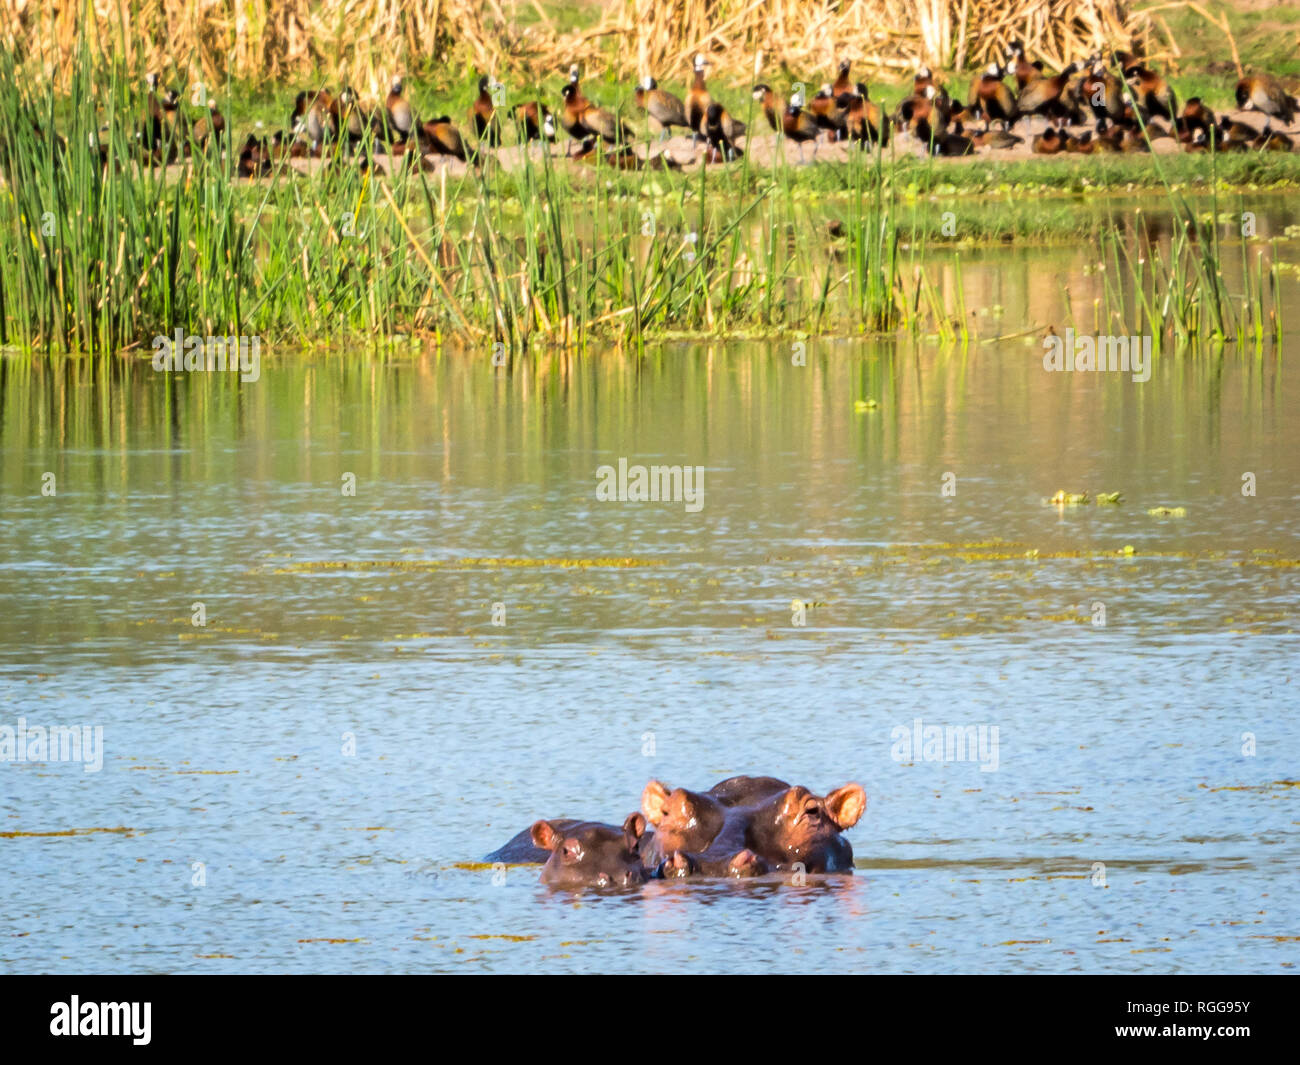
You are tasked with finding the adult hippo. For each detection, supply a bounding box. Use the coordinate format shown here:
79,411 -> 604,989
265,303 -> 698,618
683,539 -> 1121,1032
642,776 -> 867,873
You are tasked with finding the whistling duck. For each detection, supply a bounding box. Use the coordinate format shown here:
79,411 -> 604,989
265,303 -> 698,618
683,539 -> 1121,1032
419,116 -> 471,163
1080,62 -> 1124,126
832,60 -> 853,98
702,102 -> 742,160
1065,130 -> 1095,153
1218,116 -> 1259,144
898,85 -> 960,138
1031,126 -> 1064,154
140,73 -> 165,159
292,89 -> 336,155
752,84 -> 782,132
1017,64 -> 1080,127
809,85 -> 849,140
1175,98 -> 1216,145
919,119 -> 974,156
782,94 -> 821,162
1006,43 -> 1044,91
1112,50 -> 1142,77
152,85 -> 185,161
513,101 -> 552,142
635,77 -> 690,140
191,99 -> 226,153
283,127 -> 310,159
575,137 -> 678,171
472,75 -> 500,146
969,63 -> 1018,131
970,126 -> 1022,150
913,66 -> 936,93
385,77 -> 412,143
1114,122 -> 1151,152
840,83 -> 889,146
237,132 -> 276,178
1126,66 -> 1175,122
559,83 -> 634,156
140,82 -> 185,163
686,55 -> 712,147
1206,119 -> 1247,152
1236,75 -> 1298,125
333,87 -> 369,153
559,81 -> 588,152
1254,124 -> 1295,152
710,104 -> 745,145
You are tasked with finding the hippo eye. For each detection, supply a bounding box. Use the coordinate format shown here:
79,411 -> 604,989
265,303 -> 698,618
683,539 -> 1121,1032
561,840 -> 583,863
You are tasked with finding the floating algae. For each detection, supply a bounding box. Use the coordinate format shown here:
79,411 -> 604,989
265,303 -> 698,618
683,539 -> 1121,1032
270,557 -> 668,575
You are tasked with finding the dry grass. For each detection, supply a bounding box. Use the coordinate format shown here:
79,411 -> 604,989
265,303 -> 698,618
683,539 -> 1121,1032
3,0 -> 1155,90
606,0 -> 1151,80
2,0 -> 517,91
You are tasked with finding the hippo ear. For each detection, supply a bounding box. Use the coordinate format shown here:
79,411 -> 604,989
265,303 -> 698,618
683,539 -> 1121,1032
825,784 -> 867,829
530,819 -> 562,851
622,812 -> 648,850
641,780 -> 672,825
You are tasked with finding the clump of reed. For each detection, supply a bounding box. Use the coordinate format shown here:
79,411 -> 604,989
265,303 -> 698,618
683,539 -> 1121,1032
1084,80 -> 1287,352
0,33 -> 918,356
4,0 -> 509,92
1095,205 -> 1285,351
5,0 -> 1154,91
605,0 -> 1149,80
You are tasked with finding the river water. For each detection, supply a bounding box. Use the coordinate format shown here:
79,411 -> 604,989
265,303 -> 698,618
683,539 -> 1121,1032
2,237 -> 1298,973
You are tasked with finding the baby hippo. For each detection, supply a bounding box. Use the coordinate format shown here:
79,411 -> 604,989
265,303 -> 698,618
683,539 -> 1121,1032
530,813 -> 652,890
643,777 -> 867,873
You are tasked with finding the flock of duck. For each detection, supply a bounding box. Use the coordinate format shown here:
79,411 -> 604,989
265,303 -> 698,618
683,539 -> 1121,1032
120,43 -> 1300,176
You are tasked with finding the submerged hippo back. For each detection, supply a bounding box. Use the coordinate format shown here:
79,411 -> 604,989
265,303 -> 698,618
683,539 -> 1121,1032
706,775 -> 790,806
484,819 -> 582,863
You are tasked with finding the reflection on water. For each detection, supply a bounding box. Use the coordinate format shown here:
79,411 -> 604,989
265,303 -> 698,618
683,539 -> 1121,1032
1,241 -> 1297,973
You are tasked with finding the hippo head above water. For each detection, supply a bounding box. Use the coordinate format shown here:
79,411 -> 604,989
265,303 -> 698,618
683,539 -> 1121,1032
641,781 -> 729,854
530,813 -> 650,889
640,774 -> 792,856
744,783 -> 867,872
642,777 -> 867,874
